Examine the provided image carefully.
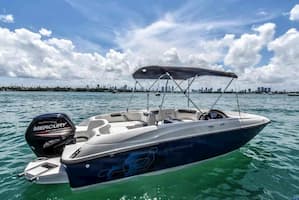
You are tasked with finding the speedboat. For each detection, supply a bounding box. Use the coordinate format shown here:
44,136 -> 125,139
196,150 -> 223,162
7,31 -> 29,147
19,65 -> 270,189
288,92 -> 299,96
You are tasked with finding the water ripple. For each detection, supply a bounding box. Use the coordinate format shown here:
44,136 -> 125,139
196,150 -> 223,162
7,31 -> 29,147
0,92 -> 298,200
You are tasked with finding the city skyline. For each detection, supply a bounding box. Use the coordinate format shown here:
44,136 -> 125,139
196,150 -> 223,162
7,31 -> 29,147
2,83 -> 295,94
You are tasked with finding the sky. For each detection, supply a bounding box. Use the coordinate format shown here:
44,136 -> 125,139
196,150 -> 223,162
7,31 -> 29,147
0,0 -> 299,90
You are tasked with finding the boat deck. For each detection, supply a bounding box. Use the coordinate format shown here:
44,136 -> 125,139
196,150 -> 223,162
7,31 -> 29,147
75,109 -> 202,137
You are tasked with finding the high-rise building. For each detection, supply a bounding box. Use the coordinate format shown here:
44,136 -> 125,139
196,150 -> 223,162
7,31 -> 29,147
257,87 -> 271,93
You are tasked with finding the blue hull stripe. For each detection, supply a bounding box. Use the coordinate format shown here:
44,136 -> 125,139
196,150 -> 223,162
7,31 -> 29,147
64,124 -> 266,188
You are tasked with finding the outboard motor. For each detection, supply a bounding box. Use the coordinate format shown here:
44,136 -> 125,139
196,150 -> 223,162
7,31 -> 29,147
25,113 -> 76,158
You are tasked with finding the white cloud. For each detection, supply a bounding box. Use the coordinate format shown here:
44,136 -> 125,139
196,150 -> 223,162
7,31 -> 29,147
0,23 -> 237,88
187,34 -> 235,65
0,14 -> 14,23
115,8 -> 280,73
162,48 -> 181,64
290,4 -> 299,21
224,23 -> 276,72
116,15 -> 299,89
116,13 -> 240,68
242,28 -> 299,88
50,0 -> 287,89
1,15 -> 299,90
0,27 -> 136,82
39,28 -> 52,37
0,20 -> 278,88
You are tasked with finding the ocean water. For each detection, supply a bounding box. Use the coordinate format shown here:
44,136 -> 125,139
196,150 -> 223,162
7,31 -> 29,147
0,91 -> 298,200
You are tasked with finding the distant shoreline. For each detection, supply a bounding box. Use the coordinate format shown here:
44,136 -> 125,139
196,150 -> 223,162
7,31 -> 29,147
0,86 -> 293,94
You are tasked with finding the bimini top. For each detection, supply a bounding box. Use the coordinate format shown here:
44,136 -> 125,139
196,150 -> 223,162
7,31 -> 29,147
133,65 -> 238,80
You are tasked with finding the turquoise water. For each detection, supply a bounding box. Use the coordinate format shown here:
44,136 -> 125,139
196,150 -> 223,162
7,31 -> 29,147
0,91 -> 298,200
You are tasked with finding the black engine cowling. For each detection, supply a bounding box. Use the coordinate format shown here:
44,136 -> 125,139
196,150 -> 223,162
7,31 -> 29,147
25,113 -> 76,158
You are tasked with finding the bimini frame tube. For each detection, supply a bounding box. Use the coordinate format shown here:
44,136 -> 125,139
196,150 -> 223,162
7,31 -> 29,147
209,78 -> 234,111
147,74 -> 169,111
166,72 -> 202,113
186,76 -> 197,109
127,80 -> 144,111
130,65 -> 238,114
128,67 -> 237,114
126,80 -> 137,112
159,79 -> 169,110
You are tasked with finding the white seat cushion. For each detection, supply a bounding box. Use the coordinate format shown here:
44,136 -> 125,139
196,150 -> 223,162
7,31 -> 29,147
109,121 -> 145,134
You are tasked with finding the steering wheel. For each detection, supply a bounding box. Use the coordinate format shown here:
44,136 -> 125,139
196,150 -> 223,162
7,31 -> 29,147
199,109 -> 227,120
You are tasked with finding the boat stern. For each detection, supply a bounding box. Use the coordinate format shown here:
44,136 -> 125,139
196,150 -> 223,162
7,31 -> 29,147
21,157 -> 68,184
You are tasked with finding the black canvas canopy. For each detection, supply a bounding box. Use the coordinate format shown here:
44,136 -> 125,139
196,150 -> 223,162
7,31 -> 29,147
133,65 -> 238,80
